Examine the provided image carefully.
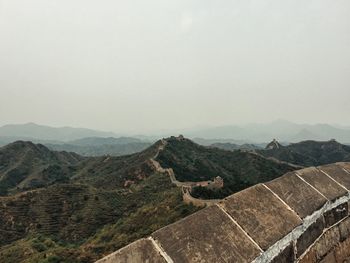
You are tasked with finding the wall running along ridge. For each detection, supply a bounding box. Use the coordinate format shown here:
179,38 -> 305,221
149,138 -> 223,207
95,162 -> 350,263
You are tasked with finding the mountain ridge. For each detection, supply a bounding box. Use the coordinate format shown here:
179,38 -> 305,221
2,136 -> 350,262
0,123 -> 118,142
259,139 -> 350,166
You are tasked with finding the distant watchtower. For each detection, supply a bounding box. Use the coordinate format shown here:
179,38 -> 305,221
177,135 -> 185,141
213,176 -> 224,188
266,139 -> 282,150
206,176 -> 224,189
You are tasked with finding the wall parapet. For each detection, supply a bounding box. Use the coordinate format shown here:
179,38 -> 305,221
95,162 -> 350,263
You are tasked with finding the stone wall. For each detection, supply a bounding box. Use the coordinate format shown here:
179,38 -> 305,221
182,187 -> 220,207
95,162 -> 350,263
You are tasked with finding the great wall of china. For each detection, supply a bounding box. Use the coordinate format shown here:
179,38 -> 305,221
96,162 -> 350,263
149,137 -> 223,207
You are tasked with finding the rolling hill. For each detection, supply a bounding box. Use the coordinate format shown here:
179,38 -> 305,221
259,139 -> 350,166
0,139 -> 197,262
0,141 -> 82,195
184,120 -> 350,143
209,142 -> 262,151
45,137 -> 152,157
0,123 -> 118,142
0,136 -> 307,262
156,136 -> 295,198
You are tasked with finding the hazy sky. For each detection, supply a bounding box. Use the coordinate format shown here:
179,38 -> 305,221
1,0 -> 349,133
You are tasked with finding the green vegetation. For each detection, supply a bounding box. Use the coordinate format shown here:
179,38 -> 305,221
0,141 -> 81,195
4,137 -> 330,262
46,142 -> 151,157
157,137 -> 295,198
0,173 -> 198,262
259,139 -> 350,166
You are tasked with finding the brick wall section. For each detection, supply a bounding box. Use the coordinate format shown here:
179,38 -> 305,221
95,162 -> 350,263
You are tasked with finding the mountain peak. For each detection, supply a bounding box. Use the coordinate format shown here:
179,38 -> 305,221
2,141 -> 58,161
4,140 -> 39,150
265,139 -> 282,150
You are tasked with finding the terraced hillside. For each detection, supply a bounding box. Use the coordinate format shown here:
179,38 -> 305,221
0,141 -> 82,195
259,139 -> 350,166
0,137 -> 297,262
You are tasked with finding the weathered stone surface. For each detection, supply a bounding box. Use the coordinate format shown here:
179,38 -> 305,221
333,237 -> 350,262
320,164 -> 350,190
266,172 -> 327,218
324,203 -> 348,228
320,251 -> 337,263
297,217 -> 325,258
338,217 -> 350,242
95,238 -> 166,263
299,249 -> 317,263
299,226 -> 341,263
270,243 -> 295,263
337,162 -> 350,172
298,167 -> 347,201
313,225 -> 340,260
220,184 -> 301,250
320,235 -> 350,263
298,217 -> 350,263
152,205 -> 261,263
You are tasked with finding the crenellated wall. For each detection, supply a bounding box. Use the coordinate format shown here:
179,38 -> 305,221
95,162 -> 350,263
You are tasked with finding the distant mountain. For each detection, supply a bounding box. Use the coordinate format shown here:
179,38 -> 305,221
265,139 -> 282,150
39,136 -> 152,157
210,142 -> 262,151
44,136 -> 151,156
0,136 -> 63,147
0,123 -> 118,142
68,136 -> 144,146
46,142 -> 151,157
259,139 -> 350,166
184,120 -> 350,143
192,137 -> 255,146
0,141 -> 82,195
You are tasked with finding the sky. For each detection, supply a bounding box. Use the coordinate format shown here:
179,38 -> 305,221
0,0 -> 350,134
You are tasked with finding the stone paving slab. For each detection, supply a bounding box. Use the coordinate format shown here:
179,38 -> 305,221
220,184 -> 302,250
320,164 -> 350,190
266,172 -> 327,218
95,238 -> 166,263
298,167 -> 347,201
338,162 -> 350,172
152,205 -> 261,263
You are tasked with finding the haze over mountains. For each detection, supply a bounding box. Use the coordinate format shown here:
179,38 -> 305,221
0,123 -> 118,143
2,130 -> 350,262
1,120 -> 350,146
184,120 -> 350,143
